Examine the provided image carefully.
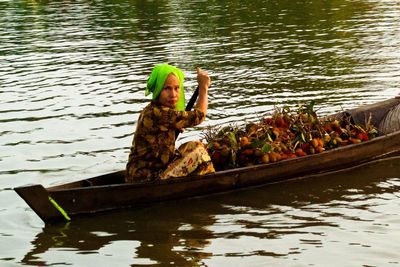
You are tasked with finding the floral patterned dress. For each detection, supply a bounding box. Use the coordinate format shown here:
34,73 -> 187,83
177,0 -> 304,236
160,141 -> 215,179
126,102 -> 214,182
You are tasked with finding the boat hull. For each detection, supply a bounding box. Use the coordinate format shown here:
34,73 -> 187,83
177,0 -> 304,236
14,98 -> 400,223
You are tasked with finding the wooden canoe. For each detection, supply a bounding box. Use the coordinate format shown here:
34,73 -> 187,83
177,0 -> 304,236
15,98 -> 400,224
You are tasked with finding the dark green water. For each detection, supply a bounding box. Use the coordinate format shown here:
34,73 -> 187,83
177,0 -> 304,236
1,0 -> 400,266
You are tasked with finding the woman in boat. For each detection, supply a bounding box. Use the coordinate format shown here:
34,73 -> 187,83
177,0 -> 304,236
126,64 -> 215,182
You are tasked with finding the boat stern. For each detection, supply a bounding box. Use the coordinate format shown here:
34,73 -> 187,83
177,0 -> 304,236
14,184 -> 68,224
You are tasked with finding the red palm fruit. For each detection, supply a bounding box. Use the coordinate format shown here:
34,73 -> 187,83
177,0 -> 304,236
323,134 -> 331,143
242,149 -> 254,156
316,146 -> 325,153
240,136 -> 250,147
269,152 -> 278,162
332,139 -> 337,146
317,138 -> 324,147
212,151 -> 221,163
331,120 -> 340,130
301,142 -> 310,151
324,124 -> 333,133
262,154 -> 270,164
295,148 -> 307,157
311,138 -> 319,148
213,142 -> 221,149
281,153 -> 289,160
254,149 -> 263,158
349,138 -> 362,144
275,118 -> 285,127
283,115 -> 291,123
334,136 -> 343,144
263,118 -> 274,125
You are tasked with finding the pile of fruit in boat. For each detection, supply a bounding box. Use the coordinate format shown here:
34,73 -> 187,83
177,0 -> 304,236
203,102 -> 378,171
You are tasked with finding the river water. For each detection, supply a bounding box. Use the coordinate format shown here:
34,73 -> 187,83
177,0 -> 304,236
1,0 -> 400,266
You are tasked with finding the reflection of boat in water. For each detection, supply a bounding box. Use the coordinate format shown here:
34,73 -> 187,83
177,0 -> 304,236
21,156 -> 400,266
15,98 -> 400,224
21,198 -> 217,266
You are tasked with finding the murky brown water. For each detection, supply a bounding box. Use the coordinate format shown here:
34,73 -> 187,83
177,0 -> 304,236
1,0 -> 400,266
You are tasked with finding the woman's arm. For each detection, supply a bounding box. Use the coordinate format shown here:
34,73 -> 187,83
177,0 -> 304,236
153,106 -> 205,130
152,68 -> 210,130
195,67 -> 211,115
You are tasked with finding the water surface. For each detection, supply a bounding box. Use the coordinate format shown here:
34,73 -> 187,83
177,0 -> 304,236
1,0 -> 400,266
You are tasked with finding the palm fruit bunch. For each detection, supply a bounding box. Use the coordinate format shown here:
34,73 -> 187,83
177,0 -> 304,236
202,125 -> 242,170
203,102 -> 378,171
322,113 -> 378,149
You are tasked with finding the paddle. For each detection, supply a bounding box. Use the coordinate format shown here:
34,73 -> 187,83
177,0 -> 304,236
175,86 -> 199,140
185,86 -> 200,111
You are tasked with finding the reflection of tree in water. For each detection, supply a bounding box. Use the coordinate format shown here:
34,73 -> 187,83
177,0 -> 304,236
21,157 -> 400,265
9,0 -> 385,102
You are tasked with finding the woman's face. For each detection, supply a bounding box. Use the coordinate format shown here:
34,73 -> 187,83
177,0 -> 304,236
158,73 -> 180,108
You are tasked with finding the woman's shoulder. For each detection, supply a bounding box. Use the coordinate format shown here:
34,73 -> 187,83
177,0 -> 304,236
142,102 -> 160,114
141,102 -> 174,122
144,101 -> 203,120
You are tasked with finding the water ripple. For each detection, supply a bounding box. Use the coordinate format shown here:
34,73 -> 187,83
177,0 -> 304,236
1,0 -> 400,264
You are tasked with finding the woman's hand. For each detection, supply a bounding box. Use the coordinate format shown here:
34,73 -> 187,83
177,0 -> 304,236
195,67 -> 210,115
197,67 -> 211,92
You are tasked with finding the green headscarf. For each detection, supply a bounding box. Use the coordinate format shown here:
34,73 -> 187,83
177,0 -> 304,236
145,64 -> 186,111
